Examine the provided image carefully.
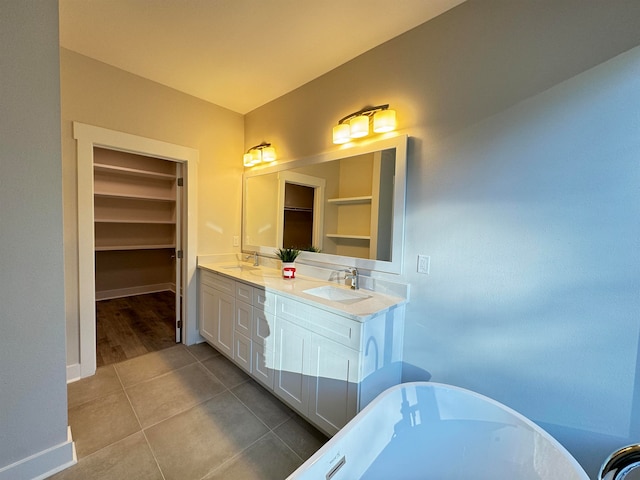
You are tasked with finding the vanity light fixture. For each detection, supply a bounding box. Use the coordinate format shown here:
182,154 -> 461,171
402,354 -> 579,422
243,142 -> 276,167
332,104 -> 397,144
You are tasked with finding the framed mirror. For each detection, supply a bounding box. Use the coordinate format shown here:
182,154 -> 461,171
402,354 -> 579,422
243,135 -> 407,274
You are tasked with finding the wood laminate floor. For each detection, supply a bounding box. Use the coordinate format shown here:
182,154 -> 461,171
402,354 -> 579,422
96,291 -> 177,367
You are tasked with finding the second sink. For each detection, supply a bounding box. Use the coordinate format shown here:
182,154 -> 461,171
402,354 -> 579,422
303,285 -> 372,303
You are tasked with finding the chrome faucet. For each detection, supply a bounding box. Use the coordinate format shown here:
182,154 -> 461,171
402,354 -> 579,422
245,252 -> 259,266
344,268 -> 359,290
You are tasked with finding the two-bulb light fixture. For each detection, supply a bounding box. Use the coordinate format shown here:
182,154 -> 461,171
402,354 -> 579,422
243,142 -> 276,167
332,104 -> 397,144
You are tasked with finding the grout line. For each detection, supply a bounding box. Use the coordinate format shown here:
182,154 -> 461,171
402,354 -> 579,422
114,353 -> 170,480
271,428 -> 306,463
69,343 -> 322,478
199,430 -> 275,480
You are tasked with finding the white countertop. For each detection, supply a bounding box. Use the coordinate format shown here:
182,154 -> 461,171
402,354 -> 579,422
198,261 -> 407,322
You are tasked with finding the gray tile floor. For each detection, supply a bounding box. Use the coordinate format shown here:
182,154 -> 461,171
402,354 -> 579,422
52,343 -> 328,480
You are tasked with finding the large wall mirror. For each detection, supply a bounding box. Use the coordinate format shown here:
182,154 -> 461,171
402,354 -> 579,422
243,135 -> 407,274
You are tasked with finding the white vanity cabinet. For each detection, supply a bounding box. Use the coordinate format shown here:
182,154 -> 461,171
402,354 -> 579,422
274,294 -> 403,435
198,267 -> 404,437
200,270 -> 276,380
274,314 -> 360,435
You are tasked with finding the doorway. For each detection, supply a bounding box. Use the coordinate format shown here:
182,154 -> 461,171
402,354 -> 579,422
283,183 -> 315,249
73,122 -> 199,381
93,147 -> 182,366
276,171 -> 326,252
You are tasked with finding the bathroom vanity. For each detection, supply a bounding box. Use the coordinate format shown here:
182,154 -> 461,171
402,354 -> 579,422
198,262 -> 406,436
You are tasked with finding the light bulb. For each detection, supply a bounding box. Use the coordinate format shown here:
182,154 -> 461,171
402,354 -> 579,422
349,115 -> 369,138
262,146 -> 276,162
251,149 -> 262,164
373,109 -> 397,133
332,123 -> 351,144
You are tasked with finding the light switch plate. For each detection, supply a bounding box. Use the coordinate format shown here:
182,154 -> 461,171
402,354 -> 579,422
417,255 -> 430,274
233,236 -> 240,247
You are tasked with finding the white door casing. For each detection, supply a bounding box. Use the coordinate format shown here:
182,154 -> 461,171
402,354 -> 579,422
73,122 -> 199,380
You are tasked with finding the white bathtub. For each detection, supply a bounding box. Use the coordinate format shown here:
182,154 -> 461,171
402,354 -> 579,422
289,382 -> 589,479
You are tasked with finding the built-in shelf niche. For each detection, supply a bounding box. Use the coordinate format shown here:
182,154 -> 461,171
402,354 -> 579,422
93,149 -> 177,252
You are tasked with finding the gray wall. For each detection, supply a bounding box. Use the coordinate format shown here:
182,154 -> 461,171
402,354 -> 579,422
0,0 -> 70,472
245,1 -> 640,476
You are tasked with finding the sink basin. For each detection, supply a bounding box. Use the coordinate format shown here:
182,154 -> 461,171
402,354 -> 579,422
221,265 -> 259,272
303,286 -> 372,303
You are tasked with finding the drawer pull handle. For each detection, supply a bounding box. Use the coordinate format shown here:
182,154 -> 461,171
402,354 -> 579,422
326,455 -> 346,480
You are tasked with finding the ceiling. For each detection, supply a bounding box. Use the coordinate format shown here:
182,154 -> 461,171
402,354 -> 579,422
59,0 -> 465,114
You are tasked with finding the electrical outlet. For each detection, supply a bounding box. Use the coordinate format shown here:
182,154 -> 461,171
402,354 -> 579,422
233,236 -> 240,247
417,255 -> 430,274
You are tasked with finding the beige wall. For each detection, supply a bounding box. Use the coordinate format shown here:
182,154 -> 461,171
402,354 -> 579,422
60,48 -> 244,365
244,2 -> 640,476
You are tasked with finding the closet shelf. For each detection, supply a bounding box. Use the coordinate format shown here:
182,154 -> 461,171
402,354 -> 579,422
94,191 -> 175,202
327,196 -> 372,205
94,163 -> 176,181
325,234 -> 371,240
95,244 -> 176,252
284,206 -> 313,212
94,219 -> 176,225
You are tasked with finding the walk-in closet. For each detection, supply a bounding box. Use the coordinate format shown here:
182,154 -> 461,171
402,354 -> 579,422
93,147 -> 181,366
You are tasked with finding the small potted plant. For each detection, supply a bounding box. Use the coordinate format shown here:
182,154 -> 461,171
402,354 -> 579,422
275,247 -> 301,278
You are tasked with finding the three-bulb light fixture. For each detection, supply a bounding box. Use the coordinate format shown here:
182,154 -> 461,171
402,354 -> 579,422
332,104 -> 397,144
243,141 -> 276,167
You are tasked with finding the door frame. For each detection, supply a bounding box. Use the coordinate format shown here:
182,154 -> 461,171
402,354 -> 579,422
73,122 -> 199,380
276,171 -> 325,251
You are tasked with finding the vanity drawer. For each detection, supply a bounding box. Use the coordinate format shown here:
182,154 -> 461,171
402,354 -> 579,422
235,282 -> 254,304
254,288 -> 276,314
277,297 -> 361,350
235,299 -> 253,337
200,270 -> 234,295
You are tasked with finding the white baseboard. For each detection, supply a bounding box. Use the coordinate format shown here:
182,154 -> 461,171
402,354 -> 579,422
95,283 -> 175,301
0,427 -> 76,480
66,363 -> 82,384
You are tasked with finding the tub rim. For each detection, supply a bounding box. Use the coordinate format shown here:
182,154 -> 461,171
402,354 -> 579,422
293,381 -> 589,479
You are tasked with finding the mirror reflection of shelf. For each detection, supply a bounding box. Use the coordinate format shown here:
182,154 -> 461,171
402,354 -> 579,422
327,196 -> 372,205
325,234 -> 371,240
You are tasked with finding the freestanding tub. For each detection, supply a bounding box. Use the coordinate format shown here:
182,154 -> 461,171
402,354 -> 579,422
288,382 -> 589,479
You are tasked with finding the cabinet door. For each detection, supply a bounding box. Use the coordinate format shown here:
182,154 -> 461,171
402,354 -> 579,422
309,336 -> 359,435
253,309 -> 276,390
253,310 -> 275,345
200,284 -> 234,358
252,341 -> 274,390
274,318 -> 311,414
234,332 -> 252,374
199,283 -> 218,346
235,300 -> 253,338
215,290 -> 235,358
